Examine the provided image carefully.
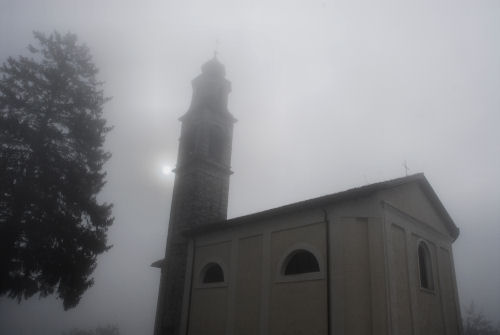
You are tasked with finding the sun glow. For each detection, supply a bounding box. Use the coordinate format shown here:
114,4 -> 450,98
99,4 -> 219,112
161,165 -> 172,176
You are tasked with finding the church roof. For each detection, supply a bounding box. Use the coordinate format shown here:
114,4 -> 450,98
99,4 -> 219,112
186,173 -> 459,240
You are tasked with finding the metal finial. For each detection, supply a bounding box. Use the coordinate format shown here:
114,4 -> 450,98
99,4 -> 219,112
214,39 -> 219,58
403,160 -> 410,176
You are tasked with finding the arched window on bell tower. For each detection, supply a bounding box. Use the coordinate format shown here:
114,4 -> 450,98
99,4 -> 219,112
208,125 -> 226,164
178,123 -> 199,164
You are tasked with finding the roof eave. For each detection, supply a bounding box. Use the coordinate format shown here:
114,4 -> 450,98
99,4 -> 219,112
185,173 -> 460,241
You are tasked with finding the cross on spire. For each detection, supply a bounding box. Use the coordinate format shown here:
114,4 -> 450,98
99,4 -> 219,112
403,160 -> 410,176
214,38 -> 219,58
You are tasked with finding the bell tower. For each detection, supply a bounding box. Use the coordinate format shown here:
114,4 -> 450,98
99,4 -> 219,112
154,56 -> 236,335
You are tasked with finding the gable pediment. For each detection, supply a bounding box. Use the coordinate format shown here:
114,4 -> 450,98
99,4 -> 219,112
376,178 -> 458,240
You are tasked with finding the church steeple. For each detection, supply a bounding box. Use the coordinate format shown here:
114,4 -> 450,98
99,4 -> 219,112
176,56 -> 236,222
188,56 -> 230,112
154,57 -> 236,335
178,57 -> 236,180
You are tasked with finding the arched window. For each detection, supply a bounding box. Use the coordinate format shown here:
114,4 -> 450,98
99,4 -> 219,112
418,242 -> 434,290
208,126 -> 225,163
182,125 -> 198,158
202,263 -> 224,284
284,249 -> 320,275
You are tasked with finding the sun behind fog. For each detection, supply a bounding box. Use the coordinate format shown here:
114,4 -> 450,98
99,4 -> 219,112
161,165 -> 172,176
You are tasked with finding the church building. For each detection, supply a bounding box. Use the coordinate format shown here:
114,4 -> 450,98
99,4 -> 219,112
153,57 -> 463,335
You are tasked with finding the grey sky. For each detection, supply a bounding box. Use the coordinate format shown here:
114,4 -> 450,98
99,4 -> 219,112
1,0 -> 499,334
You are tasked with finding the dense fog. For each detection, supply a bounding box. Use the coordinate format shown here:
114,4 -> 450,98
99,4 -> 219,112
1,1 -> 499,334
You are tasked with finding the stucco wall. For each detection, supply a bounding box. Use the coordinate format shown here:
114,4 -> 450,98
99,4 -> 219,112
234,235 -> 263,335
383,181 -> 462,335
411,234 -> 446,335
379,182 -> 450,237
330,216 -> 388,335
438,247 -> 461,335
269,223 -> 327,335
188,241 -> 231,335
390,224 -> 414,334
183,181 -> 461,335
187,210 -> 328,335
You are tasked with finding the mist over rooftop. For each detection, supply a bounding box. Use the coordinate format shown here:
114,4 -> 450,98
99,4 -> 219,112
1,1 -> 499,334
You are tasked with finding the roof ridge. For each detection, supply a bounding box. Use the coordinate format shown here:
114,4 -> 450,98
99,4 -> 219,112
186,173 -> 444,234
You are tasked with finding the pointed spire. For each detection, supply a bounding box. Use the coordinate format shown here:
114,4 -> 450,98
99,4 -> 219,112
201,54 -> 225,77
214,38 -> 219,59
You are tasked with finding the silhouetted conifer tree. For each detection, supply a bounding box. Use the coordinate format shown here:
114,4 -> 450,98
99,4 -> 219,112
0,31 -> 113,309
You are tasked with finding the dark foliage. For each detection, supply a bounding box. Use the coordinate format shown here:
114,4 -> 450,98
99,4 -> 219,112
0,31 -> 113,309
464,302 -> 500,335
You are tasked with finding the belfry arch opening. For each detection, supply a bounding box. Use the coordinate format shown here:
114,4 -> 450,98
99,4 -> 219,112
208,125 -> 226,163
